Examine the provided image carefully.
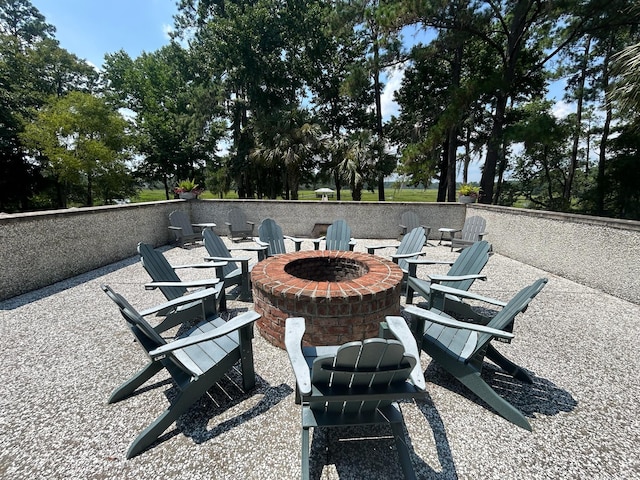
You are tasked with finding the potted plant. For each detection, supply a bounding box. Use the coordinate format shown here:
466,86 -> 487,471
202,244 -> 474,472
174,179 -> 204,199
457,183 -> 480,203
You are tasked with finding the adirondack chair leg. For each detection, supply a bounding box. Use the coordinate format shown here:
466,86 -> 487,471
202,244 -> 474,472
238,262 -> 252,301
456,368 -> 532,431
387,405 -> 418,480
405,281 -> 415,304
301,424 -> 311,480
126,378 -> 214,458
108,362 -> 163,404
485,344 -> 533,384
424,342 -> 531,430
238,325 -> 256,391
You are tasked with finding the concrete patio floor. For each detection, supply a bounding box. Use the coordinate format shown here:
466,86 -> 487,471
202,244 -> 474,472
1,237 -> 639,479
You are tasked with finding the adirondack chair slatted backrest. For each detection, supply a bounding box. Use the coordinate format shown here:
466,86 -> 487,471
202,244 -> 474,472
444,240 -> 491,291
169,210 -> 196,237
460,216 -> 486,242
325,220 -> 352,251
137,242 -> 187,300
259,218 -> 286,256
400,211 -> 420,232
203,228 -> 238,278
101,285 -> 167,351
422,278 -> 547,365
310,338 -> 417,413
227,207 -> 254,239
474,278 -> 548,349
395,227 -> 426,273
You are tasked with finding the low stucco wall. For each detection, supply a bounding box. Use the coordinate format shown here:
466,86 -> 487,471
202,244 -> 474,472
0,200 -> 464,301
190,199 -> 466,240
0,201 -> 188,301
1,199 -> 638,304
469,204 -> 640,304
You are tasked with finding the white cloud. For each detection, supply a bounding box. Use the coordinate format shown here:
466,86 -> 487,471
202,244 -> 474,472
552,100 -> 574,119
380,67 -> 405,120
162,24 -> 174,40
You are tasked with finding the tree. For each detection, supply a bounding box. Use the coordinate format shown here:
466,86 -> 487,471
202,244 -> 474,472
103,43 -> 225,198
251,109 -> 323,200
0,0 -> 100,211
21,91 -> 133,207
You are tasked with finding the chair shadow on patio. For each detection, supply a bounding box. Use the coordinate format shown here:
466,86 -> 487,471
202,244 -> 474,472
172,373 -> 293,445
306,391 -> 458,479
423,361 -> 578,421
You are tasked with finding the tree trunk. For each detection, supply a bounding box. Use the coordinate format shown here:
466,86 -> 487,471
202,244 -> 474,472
565,36 -> 591,205
595,40 -> 615,216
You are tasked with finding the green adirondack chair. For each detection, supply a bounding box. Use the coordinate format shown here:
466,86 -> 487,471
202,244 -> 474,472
225,207 -> 255,242
399,211 -> 432,244
404,277 -> 548,431
101,285 -> 260,458
312,219 -> 356,251
438,215 -> 488,251
137,242 -> 224,329
366,226 -> 427,284
405,240 -> 491,320
285,316 -> 426,480
168,210 -> 213,248
256,218 -> 306,257
202,228 -> 265,304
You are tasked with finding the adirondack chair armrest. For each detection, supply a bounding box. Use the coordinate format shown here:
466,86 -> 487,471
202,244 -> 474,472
284,317 -> 312,396
311,236 -> 325,249
429,274 -> 487,283
429,284 -> 508,307
138,287 -> 221,316
149,311 -> 261,358
283,235 -> 306,250
366,244 -> 398,253
144,279 -> 221,290
406,258 -> 455,266
385,316 -> 426,390
173,261 -> 228,269
392,251 -> 426,260
404,305 -> 515,340
204,255 -> 252,264
229,244 -> 268,253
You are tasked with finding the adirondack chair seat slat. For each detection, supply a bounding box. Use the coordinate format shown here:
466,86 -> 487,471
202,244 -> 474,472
173,319 -> 241,376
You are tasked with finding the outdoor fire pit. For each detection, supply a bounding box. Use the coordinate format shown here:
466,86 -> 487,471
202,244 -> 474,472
251,250 -> 404,349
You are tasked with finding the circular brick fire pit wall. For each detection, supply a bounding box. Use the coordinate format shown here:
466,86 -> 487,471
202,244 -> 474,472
251,250 -> 404,349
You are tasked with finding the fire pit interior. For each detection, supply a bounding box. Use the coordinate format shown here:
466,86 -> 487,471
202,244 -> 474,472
252,250 -> 404,349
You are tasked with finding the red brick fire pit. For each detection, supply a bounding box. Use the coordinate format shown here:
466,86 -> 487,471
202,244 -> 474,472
251,250 -> 404,349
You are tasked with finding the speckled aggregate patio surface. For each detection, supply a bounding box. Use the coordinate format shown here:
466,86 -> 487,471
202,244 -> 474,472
1,237 -> 639,480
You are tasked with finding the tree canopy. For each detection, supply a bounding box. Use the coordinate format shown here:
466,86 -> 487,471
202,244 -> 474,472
1,0 -> 639,219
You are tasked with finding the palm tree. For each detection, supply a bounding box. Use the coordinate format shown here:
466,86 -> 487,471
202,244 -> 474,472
610,40 -> 640,115
338,131 -> 373,201
251,109 -> 323,200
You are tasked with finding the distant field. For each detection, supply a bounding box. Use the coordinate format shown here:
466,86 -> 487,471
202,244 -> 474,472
132,188 -> 439,203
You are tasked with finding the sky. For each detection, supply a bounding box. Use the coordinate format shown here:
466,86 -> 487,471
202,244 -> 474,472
32,0 -> 178,68
31,1 -> 573,185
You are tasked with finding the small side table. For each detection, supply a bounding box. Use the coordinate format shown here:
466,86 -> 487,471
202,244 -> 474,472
438,227 -> 458,246
193,222 -> 216,231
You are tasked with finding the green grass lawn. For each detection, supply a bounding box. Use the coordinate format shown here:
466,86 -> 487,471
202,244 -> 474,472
132,188 -> 439,203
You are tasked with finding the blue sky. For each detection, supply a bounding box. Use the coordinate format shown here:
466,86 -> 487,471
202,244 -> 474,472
32,0 -> 177,68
